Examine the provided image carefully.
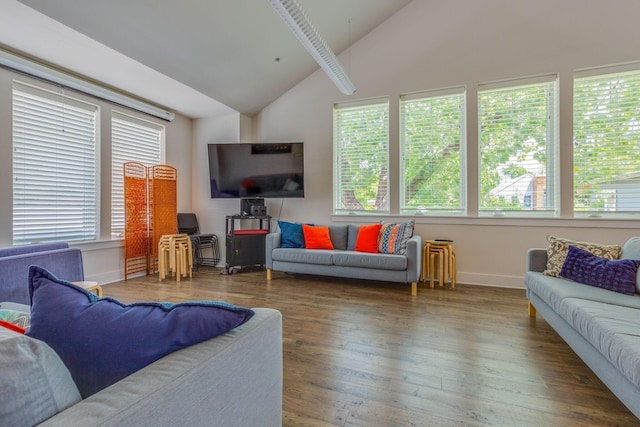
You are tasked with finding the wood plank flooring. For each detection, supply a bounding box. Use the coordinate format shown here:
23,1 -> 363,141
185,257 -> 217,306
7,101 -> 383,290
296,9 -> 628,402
102,269 -> 639,426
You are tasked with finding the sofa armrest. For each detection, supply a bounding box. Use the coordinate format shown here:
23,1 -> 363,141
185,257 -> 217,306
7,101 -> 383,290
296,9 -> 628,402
265,233 -> 281,270
527,248 -> 547,273
41,308 -> 283,427
0,248 -> 84,305
406,235 -> 422,283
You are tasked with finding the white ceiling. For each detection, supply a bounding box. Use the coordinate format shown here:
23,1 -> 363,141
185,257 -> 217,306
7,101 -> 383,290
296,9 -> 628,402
7,0 -> 411,118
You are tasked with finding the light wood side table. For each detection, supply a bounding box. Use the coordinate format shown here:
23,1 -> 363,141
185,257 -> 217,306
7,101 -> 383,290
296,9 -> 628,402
72,280 -> 103,297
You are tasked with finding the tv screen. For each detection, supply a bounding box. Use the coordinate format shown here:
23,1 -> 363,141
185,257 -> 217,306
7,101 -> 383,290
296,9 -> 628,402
208,142 -> 304,199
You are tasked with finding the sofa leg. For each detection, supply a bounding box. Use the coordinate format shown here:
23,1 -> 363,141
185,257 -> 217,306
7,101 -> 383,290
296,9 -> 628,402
266,269 -> 272,281
411,282 -> 417,296
528,301 -> 537,318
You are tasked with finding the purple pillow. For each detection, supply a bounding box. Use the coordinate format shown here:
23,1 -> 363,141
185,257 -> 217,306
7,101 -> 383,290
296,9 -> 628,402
26,266 -> 254,398
559,245 -> 639,296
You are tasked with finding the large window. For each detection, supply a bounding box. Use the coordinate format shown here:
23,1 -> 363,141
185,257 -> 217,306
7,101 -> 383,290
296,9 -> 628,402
573,67 -> 640,216
400,88 -> 466,215
334,99 -> 389,214
12,83 -> 98,244
478,75 -> 558,215
111,112 -> 163,238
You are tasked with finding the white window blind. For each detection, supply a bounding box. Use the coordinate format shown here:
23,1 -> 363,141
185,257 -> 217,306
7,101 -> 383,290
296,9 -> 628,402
478,76 -> 558,215
400,88 -> 466,215
334,99 -> 389,214
111,112 -> 163,238
12,83 -> 98,244
573,67 -> 640,216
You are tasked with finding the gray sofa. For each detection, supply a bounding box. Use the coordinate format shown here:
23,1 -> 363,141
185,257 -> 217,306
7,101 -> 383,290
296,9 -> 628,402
0,244 -> 283,426
525,240 -> 640,419
266,224 -> 422,295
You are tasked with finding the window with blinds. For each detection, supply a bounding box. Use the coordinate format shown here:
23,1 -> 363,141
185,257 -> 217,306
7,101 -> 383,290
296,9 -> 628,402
400,88 -> 466,215
333,99 -> 389,214
12,83 -> 98,244
478,75 -> 558,215
111,112 -> 163,238
573,67 -> 640,216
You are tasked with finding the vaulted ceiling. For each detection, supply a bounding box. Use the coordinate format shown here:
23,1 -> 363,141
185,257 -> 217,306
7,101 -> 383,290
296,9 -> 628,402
8,0 -> 411,117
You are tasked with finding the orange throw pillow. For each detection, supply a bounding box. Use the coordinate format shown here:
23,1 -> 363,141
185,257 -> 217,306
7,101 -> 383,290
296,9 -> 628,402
302,225 -> 334,250
355,224 -> 382,253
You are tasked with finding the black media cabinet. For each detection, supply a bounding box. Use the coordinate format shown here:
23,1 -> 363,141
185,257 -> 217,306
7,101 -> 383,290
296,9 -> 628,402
225,215 -> 271,274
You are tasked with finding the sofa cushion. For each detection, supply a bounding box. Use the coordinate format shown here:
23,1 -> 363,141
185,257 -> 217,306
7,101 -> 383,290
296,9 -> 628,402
26,266 -> 255,398
377,220 -> 414,255
332,252 -> 407,271
620,236 -> 640,294
562,298 -> 640,389
525,271 -> 640,314
278,221 -> 306,248
328,225 -> 349,251
355,224 -> 382,253
544,235 -> 621,277
302,225 -> 334,250
346,224 -> 361,251
560,245 -> 639,296
271,248 -> 334,265
0,327 -> 81,425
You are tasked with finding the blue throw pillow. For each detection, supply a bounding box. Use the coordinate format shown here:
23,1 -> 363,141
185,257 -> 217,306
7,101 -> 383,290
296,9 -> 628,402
559,245 -> 640,296
278,220 -> 305,248
26,266 -> 254,398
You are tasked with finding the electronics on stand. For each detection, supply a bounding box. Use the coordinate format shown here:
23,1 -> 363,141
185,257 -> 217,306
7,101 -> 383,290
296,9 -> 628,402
240,198 -> 266,216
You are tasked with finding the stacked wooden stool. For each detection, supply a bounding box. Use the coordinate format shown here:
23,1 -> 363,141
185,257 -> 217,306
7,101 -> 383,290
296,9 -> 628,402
422,240 -> 456,289
158,234 -> 193,281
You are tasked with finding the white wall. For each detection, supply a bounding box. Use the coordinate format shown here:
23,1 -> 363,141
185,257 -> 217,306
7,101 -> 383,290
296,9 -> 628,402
250,0 -> 640,288
0,67 -> 194,284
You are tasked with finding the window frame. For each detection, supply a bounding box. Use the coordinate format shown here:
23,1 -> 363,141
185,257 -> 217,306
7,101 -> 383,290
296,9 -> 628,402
333,97 -> 390,215
12,81 -> 99,245
111,111 -> 164,239
573,63 -> 640,219
399,86 -> 467,216
477,74 -> 559,217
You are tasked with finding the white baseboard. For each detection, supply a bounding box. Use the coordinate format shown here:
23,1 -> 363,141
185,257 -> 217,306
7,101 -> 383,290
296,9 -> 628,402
456,272 -> 525,289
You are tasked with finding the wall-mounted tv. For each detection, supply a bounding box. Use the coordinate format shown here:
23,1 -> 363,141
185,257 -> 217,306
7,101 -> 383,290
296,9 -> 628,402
208,142 -> 304,199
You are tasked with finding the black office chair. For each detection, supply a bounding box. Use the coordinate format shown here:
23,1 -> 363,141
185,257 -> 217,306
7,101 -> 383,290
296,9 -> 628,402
177,213 -> 220,269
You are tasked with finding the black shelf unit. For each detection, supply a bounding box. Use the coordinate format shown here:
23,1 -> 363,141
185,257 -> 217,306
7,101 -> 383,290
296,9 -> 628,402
225,215 -> 271,274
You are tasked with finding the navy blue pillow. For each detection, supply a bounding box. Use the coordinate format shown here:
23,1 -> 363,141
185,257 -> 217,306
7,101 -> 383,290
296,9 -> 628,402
559,245 -> 640,296
26,266 -> 254,398
278,220 -> 305,248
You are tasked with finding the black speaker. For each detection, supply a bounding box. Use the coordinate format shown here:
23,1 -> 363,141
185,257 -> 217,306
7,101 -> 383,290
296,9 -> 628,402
240,198 -> 264,216
251,205 -> 267,216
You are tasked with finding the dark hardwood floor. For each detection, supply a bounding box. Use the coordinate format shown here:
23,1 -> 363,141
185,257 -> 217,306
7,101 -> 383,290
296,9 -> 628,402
103,268 -> 638,426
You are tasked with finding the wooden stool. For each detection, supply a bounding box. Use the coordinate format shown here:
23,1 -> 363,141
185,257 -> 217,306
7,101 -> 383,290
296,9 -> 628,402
158,234 -> 193,281
423,240 -> 456,288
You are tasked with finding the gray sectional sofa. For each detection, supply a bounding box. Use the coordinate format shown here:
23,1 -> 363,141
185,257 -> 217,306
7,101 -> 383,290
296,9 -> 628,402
266,223 -> 422,295
0,244 -> 283,426
525,238 -> 640,419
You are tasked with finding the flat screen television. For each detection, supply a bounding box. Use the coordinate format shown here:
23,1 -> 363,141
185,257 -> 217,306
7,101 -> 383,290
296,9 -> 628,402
208,142 -> 304,198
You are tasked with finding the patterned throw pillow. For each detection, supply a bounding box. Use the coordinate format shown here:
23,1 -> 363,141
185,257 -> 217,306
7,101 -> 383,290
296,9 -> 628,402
559,245 -> 639,295
0,309 -> 30,329
544,235 -> 622,277
377,220 -> 415,255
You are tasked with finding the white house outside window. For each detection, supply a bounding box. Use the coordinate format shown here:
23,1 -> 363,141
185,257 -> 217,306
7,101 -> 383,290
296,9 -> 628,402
12,82 -> 98,245
478,75 -> 559,216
